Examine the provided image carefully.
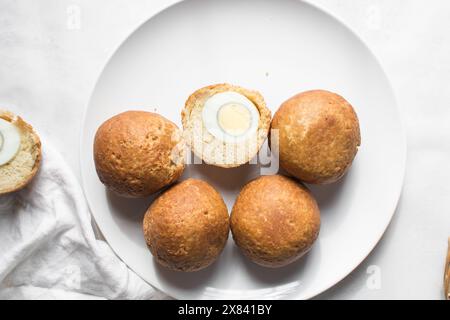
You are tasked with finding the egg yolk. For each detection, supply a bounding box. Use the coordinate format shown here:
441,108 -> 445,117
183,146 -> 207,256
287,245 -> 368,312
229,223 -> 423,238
217,103 -> 252,136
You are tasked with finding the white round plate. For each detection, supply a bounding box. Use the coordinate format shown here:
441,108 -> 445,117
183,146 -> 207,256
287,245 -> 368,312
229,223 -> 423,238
81,0 -> 406,299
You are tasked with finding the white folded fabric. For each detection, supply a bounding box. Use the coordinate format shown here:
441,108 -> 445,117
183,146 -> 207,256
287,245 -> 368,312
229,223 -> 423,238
0,142 -> 164,300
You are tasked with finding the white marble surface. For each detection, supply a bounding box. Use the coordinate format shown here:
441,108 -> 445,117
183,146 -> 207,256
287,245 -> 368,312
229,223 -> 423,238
1,0 -> 449,299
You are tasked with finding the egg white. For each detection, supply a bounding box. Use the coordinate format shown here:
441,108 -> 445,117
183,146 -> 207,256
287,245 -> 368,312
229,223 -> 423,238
0,118 -> 21,166
202,91 -> 260,143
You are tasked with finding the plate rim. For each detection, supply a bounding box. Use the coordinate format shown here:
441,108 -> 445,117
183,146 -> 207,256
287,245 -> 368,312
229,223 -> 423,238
79,0 -> 407,300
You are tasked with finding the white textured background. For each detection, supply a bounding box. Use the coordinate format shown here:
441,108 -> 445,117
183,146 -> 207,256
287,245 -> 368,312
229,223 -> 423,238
1,0 -> 449,299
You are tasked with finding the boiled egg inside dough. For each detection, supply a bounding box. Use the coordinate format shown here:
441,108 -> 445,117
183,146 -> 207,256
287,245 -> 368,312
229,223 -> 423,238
202,92 -> 260,143
0,118 -> 21,166
182,84 -> 272,168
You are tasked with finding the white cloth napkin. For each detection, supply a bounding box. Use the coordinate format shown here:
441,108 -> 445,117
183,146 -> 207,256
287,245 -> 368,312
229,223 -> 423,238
0,142 -> 163,300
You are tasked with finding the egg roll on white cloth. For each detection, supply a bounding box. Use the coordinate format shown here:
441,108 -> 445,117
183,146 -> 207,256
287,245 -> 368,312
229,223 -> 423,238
0,142 -> 163,300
